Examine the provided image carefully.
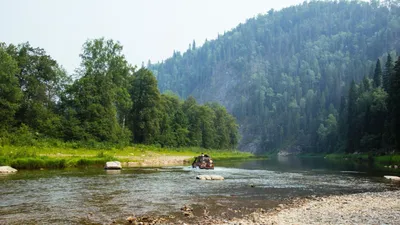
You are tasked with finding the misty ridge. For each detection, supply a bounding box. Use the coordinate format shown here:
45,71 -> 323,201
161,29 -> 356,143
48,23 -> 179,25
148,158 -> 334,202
150,0 -> 400,154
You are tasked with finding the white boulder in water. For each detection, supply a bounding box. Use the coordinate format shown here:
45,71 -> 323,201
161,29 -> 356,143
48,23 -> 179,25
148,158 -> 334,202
104,161 -> 122,170
384,175 -> 400,181
196,175 -> 224,180
0,166 -> 18,173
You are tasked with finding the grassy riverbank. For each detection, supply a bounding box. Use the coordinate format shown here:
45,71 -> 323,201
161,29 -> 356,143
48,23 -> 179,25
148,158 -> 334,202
325,153 -> 400,165
0,144 -> 254,169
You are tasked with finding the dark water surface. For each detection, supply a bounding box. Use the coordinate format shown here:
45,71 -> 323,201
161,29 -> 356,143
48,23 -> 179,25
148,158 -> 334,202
1,156 -> 399,224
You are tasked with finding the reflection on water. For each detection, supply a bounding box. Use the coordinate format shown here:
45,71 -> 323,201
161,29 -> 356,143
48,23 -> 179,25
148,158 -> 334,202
0,156 -> 398,224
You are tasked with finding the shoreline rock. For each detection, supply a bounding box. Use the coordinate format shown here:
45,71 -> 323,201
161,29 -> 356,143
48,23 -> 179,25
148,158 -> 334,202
196,175 -> 224,180
104,161 -> 122,170
384,175 -> 400,181
0,166 -> 18,173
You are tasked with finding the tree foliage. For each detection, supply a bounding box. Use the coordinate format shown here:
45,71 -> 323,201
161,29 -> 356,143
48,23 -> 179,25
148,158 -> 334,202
0,47 -> 22,130
0,39 -> 239,149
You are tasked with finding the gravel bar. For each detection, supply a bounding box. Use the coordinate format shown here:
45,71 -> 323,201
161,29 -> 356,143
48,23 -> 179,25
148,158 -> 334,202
217,190 -> 400,225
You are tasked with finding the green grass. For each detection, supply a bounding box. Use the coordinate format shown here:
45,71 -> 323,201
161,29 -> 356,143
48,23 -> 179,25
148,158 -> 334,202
374,155 -> 400,165
297,153 -> 326,158
0,144 -> 255,169
0,155 -> 118,170
325,153 -> 369,160
0,145 -> 118,169
9,158 -> 65,169
324,153 -> 400,167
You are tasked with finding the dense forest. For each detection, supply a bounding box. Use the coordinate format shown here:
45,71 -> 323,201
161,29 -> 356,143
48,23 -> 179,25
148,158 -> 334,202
343,55 -> 400,154
0,39 -> 239,150
149,0 -> 400,153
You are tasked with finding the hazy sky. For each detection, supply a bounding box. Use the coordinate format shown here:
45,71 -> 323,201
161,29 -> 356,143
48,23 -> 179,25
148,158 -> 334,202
1,0 -> 304,73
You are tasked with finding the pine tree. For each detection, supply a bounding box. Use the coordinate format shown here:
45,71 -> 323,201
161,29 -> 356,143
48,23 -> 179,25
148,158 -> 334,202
383,54 -> 393,92
192,40 -> 196,50
388,57 -> 400,151
373,59 -> 382,88
346,80 -> 357,153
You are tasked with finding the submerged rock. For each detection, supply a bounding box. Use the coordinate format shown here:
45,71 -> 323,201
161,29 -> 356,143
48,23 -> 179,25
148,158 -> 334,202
196,175 -> 224,180
0,166 -> 17,173
104,161 -> 122,170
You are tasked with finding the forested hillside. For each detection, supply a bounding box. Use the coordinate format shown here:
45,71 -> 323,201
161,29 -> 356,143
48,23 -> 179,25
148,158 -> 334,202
0,39 -> 239,149
149,1 -> 400,153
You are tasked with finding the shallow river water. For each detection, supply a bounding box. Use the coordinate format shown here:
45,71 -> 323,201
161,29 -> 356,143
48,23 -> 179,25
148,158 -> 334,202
1,156 -> 399,224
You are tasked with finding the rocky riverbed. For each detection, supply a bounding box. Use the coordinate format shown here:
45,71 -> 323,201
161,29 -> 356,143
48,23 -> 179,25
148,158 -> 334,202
214,190 -> 400,225
118,190 -> 400,225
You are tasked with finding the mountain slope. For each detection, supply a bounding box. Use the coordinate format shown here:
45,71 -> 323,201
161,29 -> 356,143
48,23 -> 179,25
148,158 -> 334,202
150,1 -> 400,153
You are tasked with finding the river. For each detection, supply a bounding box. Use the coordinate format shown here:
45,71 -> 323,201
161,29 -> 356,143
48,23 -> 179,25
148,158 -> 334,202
1,156 -> 399,224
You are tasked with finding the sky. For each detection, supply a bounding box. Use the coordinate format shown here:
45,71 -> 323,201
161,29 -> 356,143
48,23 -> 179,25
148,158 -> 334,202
0,0 -> 305,73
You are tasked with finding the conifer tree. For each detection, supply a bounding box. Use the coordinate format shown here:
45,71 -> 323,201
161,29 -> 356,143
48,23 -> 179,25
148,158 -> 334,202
388,57 -> 400,150
346,80 -> 357,153
373,59 -> 382,88
383,54 -> 393,92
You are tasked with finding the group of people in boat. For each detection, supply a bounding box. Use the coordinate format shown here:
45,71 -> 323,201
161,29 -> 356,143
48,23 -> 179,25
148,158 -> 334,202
192,153 -> 214,169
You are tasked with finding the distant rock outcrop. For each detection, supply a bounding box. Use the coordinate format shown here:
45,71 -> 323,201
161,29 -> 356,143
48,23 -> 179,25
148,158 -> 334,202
104,161 -> 122,170
0,166 -> 18,173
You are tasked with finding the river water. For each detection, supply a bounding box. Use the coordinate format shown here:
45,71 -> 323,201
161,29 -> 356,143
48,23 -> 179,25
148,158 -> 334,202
1,156 -> 399,224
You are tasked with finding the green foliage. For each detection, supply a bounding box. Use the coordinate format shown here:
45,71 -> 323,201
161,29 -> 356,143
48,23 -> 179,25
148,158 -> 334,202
0,47 -> 21,129
129,68 -> 161,144
10,124 -> 37,146
5,43 -> 67,138
0,38 -> 239,152
64,38 -> 132,144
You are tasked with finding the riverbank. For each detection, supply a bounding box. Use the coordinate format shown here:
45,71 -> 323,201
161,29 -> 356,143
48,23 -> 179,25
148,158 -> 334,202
213,190 -> 400,225
325,153 -> 400,168
0,145 -> 254,169
277,152 -> 400,168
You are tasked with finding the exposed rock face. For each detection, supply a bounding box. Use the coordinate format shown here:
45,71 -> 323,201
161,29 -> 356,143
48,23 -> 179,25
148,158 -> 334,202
196,175 -> 224,180
104,161 -> 122,170
0,166 -> 17,173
